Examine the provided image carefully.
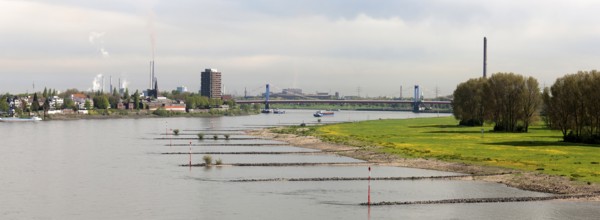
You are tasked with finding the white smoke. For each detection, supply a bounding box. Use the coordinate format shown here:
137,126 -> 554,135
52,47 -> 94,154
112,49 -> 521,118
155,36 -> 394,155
122,79 -> 129,89
92,74 -> 103,92
89,31 -> 109,58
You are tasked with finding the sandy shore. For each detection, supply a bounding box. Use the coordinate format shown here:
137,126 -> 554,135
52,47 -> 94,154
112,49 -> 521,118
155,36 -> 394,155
247,128 -> 600,201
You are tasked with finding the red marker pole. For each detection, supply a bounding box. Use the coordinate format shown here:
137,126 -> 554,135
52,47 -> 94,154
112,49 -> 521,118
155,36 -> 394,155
368,166 -> 371,206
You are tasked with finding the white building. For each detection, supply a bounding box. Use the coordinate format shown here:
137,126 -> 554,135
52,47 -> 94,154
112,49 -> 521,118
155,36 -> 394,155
50,96 -> 64,110
176,86 -> 188,93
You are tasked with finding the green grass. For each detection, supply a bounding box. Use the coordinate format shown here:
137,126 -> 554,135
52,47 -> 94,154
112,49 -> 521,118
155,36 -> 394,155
313,117 -> 600,183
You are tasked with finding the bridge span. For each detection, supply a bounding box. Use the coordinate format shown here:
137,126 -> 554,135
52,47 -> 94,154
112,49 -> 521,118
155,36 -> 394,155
235,99 -> 452,105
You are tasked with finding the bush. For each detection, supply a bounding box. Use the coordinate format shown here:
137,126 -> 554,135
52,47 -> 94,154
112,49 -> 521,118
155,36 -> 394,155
173,129 -> 180,135
213,135 -> 218,140
197,133 -> 204,140
203,155 -> 212,166
215,158 -> 223,165
459,119 -> 483,126
152,108 -> 171,117
224,134 -> 230,140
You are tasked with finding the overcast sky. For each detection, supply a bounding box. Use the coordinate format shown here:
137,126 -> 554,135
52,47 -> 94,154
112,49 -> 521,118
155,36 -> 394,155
1,0 -> 600,98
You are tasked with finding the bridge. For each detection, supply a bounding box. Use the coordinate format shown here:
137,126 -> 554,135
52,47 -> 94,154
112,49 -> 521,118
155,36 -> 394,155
237,84 -> 452,112
235,99 -> 451,105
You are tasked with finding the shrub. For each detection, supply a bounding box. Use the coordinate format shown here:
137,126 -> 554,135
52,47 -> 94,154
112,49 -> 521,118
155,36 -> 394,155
173,129 -> 180,135
213,135 -> 218,140
215,158 -> 223,165
197,133 -> 204,140
203,155 -> 212,166
224,134 -> 230,140
152,108 -> 171,117
459,119 -> 483,126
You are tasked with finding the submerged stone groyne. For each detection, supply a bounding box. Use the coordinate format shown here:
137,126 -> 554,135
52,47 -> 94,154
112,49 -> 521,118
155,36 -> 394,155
361,193 -> 600,206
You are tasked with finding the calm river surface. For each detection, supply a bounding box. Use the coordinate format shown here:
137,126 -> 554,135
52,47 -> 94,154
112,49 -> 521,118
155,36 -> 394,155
1,110 -> 598,219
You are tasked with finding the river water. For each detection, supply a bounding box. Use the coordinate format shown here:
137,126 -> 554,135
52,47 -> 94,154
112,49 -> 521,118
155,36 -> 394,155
1,110 -> 598,219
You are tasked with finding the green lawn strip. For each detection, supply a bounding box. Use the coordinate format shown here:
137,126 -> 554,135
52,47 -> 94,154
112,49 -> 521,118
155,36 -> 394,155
314,117 -> 600,183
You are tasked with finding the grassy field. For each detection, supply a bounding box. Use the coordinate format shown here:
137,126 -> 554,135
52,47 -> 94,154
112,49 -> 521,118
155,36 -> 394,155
313,117 -> 600,183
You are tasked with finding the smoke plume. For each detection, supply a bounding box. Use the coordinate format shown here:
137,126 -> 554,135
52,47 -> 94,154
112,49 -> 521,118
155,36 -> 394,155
92,74 -> 103,92
89,31 -> 110,58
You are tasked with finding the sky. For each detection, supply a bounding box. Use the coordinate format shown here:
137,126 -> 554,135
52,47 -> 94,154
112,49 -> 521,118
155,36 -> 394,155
1,0 -> 600,98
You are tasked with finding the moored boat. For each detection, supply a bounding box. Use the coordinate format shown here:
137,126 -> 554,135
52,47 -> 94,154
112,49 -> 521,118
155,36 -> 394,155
313,110 -> 334,117
0,116 -> 42,122
273,109 -> 285,114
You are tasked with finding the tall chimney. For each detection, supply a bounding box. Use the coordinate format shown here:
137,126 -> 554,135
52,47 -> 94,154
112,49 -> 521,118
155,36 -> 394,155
152,61 -> 155,89
149,61 -> 153,89
483,37 -> 487,78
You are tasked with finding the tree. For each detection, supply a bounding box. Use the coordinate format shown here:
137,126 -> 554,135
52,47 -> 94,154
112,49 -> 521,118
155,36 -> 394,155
93,95 -> 109,110
452,77 -> 486,126
63,98 -> 76,111
483,73 -> 527,132
544,70 -> 600,143
84,100 -> 92,110
21,98 -> 29,115
108,95 -> 120,109
240,104 -> 250,112
43,98 -> 50,117
60,88 -> 80,99
42,87 -> 48,98
31,93 -> 40,113
0,95 -> 9,113
185,97 -> 196,111
452,72 -> 541,132
123,88 -> 130,103
133,90 -> 140,110
520,77 -> 542,132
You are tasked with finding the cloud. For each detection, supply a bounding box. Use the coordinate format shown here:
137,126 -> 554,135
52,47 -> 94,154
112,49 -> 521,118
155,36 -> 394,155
1,0 -> 600,97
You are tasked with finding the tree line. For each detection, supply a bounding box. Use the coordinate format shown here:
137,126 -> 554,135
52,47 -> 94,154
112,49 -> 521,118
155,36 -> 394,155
454,70 -> 600,144
453,72 -> 541,132
543,70 -> 600,143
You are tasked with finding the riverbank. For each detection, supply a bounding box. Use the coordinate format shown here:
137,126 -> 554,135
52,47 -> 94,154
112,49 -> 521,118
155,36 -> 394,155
33,109 -> 258,120
247,121 -> 600,200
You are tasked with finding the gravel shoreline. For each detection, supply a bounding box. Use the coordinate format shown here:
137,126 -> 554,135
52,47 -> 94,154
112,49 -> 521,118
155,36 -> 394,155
247,129 -> 600,201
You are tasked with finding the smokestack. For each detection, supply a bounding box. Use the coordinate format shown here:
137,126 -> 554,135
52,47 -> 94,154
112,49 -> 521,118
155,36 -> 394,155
483,37 -> 487,78
152,60 -> 156,89
152,61 -> 156,89
149,61 -> 153,89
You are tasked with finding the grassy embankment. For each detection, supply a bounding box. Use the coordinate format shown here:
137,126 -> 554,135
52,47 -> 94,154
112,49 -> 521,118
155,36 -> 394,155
305,117 -> 600,183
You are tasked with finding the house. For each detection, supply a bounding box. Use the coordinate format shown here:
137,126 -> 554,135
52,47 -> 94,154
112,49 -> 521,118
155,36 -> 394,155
49,96 -> 64,110
71,93 -> 93,110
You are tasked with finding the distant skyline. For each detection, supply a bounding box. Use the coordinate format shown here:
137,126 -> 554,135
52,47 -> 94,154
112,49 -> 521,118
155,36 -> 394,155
1,0 -> 600,98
